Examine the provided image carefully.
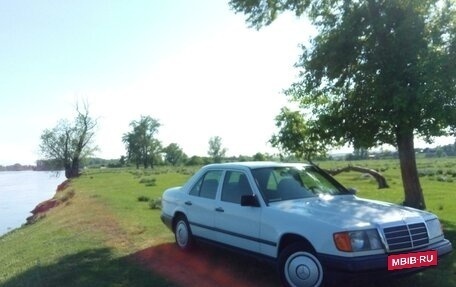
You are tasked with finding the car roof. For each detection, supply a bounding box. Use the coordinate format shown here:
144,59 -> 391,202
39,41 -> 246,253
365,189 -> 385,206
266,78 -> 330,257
203,161 -> 312,170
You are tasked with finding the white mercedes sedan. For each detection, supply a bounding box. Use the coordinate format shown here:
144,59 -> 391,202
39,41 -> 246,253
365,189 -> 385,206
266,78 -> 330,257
161,162 -> 452,287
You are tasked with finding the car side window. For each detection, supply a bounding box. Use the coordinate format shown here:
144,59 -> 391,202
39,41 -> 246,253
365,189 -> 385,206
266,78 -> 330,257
221,171 -> 253,204
189,170 -> 222,199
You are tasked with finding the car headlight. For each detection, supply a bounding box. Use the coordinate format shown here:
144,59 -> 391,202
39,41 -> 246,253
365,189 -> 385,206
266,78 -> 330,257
334,229 -> 383,252
426,218 -> 443,239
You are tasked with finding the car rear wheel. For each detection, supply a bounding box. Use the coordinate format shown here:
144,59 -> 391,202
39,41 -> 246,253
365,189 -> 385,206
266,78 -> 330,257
278,243 -> 323,287
174,215 -> 194,251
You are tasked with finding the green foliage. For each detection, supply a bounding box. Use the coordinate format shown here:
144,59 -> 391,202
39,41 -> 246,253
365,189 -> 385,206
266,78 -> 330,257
207,136 -> 227,163
163,143 -> 187,166
231,0 -> 456,209
83,157 -> 126,168
137,195 -> 150,202
39,102 -> 97,178
148,197 -> 162,210
122,116 -> 162,169
270,107 -> 330,160
229,0 -> 308,29
285,0 -> 456,149
139,177 -> 157,187
252,152 -> 266,161
184,155 -> 203,166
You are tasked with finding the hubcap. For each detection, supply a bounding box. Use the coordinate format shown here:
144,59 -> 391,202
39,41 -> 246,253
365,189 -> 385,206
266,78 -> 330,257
176,221 -> 188,247
285,252 -> 323,287
296,265 -> 311,280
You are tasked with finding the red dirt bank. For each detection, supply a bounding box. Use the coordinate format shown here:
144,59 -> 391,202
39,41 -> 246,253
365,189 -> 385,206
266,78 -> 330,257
26,180 -> 71,224
130,243 -> 279,287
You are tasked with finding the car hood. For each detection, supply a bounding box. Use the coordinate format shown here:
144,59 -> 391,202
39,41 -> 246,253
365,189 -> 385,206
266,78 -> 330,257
270,195 -> 432,228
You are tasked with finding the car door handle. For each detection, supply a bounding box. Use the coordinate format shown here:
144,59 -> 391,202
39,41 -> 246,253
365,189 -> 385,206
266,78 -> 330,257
215,207 -> 224,212
185,201 -> 192,206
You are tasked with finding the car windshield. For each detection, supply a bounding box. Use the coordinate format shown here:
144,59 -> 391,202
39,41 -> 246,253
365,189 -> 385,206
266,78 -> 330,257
251,166 -> 348,203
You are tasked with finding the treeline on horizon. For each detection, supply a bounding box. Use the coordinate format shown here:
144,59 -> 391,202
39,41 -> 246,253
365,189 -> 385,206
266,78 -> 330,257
17,141 -> 454,171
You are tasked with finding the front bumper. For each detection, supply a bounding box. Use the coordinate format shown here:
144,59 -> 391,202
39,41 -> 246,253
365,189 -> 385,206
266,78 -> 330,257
318,239 -> 452,276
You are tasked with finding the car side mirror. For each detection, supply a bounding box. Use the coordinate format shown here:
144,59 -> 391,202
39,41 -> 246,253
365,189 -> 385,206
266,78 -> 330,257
347,188 -> 357,195
241,195 -> 259,207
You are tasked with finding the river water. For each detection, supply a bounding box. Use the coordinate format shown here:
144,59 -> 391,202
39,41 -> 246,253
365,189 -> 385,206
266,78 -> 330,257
0,171 -> 66,236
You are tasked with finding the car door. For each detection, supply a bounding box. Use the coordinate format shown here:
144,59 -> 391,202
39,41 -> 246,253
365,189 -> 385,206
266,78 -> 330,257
185,170 -> 222,241
214,170 -> 261,252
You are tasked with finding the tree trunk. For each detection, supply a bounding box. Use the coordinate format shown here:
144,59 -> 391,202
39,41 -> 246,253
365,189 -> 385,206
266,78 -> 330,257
396,130 -> 426,209
64,163 -> 72,179
71,158 -> 80,177
65,158 -> 80,179
144,158 -> 149,169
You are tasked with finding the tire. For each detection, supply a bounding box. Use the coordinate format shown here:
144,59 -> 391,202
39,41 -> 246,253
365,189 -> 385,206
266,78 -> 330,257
278,243 -> 324,287
174,215 -> 194,251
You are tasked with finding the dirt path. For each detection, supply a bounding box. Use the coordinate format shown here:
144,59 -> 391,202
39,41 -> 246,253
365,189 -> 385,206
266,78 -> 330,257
41,184 -> 280,286
74,194 -> 279,286
130,243 -> 281,287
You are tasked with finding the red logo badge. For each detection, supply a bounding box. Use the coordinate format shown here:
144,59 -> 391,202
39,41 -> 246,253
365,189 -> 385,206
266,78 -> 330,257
388,250 -> 437,270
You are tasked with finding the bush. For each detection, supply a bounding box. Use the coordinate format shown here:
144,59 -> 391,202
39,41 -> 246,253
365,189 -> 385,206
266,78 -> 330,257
137,195 -> 150,202
139,177 -> 157,186
129,170 -> 143,178
437,176 -> 447,182
418,169 -> 426,177
177,168 -> 195,175
149,197 -> 162,209
418,169 -> 436,177
445,169 -> 456,177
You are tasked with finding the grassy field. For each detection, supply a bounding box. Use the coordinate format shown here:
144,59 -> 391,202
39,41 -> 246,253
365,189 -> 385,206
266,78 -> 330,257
0,158 -> 454,286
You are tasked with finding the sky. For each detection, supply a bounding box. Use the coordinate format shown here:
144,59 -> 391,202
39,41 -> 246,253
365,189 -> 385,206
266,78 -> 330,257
0,1 -> 454,166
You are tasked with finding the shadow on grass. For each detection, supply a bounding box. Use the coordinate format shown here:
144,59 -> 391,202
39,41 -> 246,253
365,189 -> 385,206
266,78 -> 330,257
128,242 -> 280,287
129,235 -> 454,287
3,232 -> 452,287
1,248 -> 175,287
128,237 -> 454,287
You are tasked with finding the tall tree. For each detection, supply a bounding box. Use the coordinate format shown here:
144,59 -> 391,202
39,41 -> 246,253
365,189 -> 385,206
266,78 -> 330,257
122,116 -> 162,168
208,136 -> 227,163
230,0 -> 456,209
252,152 -> 267,161
164,143 -> 187,166
39,102 -> 97,178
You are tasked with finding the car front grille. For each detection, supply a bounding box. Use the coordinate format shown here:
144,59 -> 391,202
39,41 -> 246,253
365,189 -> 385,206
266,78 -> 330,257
383,223 -> 429,252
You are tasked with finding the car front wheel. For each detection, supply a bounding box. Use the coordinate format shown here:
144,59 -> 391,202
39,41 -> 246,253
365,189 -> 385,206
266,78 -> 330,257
174,215 -> 194,251
278,243 -> 324,287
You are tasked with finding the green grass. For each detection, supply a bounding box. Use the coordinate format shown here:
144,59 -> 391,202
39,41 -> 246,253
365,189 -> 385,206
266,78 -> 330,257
0,160 -> 454,286
0,167 -> 186,287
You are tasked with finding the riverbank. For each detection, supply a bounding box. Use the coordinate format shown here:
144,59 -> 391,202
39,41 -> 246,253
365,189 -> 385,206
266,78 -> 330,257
0,169 -> 172,286
25,180 -> 72,225
0,171 -> 66,236
0,164 -> 454,286
0,168 -> 280,287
